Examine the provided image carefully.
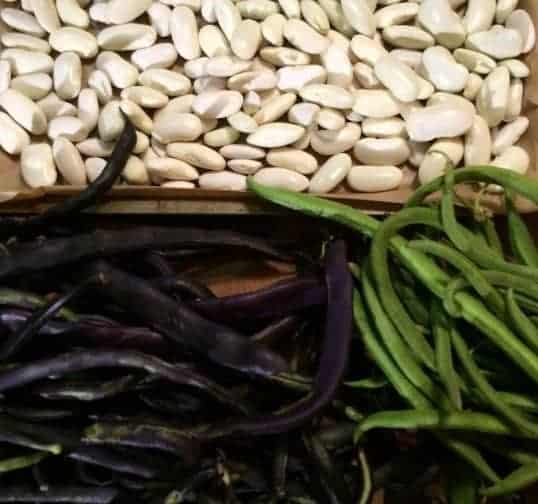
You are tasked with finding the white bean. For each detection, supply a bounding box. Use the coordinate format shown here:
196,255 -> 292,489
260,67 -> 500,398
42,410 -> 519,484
492,116 -> 529,155
464,115 -> 492,166
266,148 -> 318,174
253,167 -> 309,192
310,123 -> 361,156
52,137 -> 86,185
21,143 -> 57,188
0,112 -> 30,155
53,52 -> 82,101
167,142 -> 226,171
353,137 -> 410,166
0,89 -> 47,135
11,73 -> 52,100
199,171 -> 247,191
309,153 -> 352,193
247,122 -> 305,147
347,165 -> 403,192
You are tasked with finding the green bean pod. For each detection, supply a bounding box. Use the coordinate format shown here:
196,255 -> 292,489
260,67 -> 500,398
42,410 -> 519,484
481,218 -> 504,258
441,172 -> 471,254
0,452 -> 48,474
506,289 -> 538,353
481,461 -> 538,497
507,194 -> 538,267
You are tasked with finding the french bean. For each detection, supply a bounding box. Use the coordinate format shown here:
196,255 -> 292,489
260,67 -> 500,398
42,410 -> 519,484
506,289 -> 538,353
480,461 -> 538,497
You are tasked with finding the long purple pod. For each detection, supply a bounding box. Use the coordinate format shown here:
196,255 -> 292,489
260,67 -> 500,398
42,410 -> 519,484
0,227 -> 290,280
190,276 -> 327,323
88,262 -> 288,376
0,350 -> 250,414
203,240 -> 353,438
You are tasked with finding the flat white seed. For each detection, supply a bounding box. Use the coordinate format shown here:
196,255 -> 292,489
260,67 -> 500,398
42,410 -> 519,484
194,76 -> 226,94
505,78 -> 523,122
266,148 -> 318,175
243,91 -> 261,115
107,0 -> 152,24
121,87 -> 169,109
362,118 -> 406,138
88,3 -> 108,24
38,92 -> 77,120
184,58 -> 209,79
206,56 -> 252,77
201,0 -> 217,23
119,99 -> 153,134
466,26 -> 523,60
374,54 -> 420,102
1,49 -> 53,76
496,0 -> 518,24
148,3 -> 171,37
299,84 -> 354,110
427,92 -> 476,116
21,143 -> 57,188
77,89 -> 99,134
77,138 -> 114,157
353,137 -> 410,165
11,73 -> 52,100
227,159 -> 262,175
288,102 -> 320,127
146,157 -> 199,182
215,0 -> 242,42
167,142 -> 226,171
353,90 -> 402,118
317,108 -> 345,131
199,171 -> 246,190
192,90 -> 243,118
310,123 -> 362,156
278,0 -> 300,19
452,49 -> 496,75
259,47 -> 311,66
49,28 -> 98,59
52,137 -> 86,185
0,8 -> 45,36
131,44 -> 177,71
88,70 -> 113,105
153,113 -> 203,144
98,101 -> 125,142
199,25 -> 230,57
154,95 -> 195,122
419,138 -> 464,185
139,69 -> 191,97
161,181 -> 196,188
350,34 -> 388,66
321,44 -> 353,87
300,0 -> 330,34
417,0 -> 465,49
170,6 -> 200,61
56,0 -> 89,29
375,3 -> 419,29
262,14 -> 286,46
463,73 -> 483,101
237,0 -> 279,21
53,52 -> 82,101
253,167 -> 309,192
228,71 -> 278,92
277,65 -> 327,93
48,116 -> 86,142
255,92 -> 297,124
231,20 -> 262,60
292,128 -> 311,150
308,153 -> 351,193
283,19 -> 329,55
220,144 -> 266,160
492,116 -> 529,155
421,46 -> 469,93
406,104 -> 474,142
500,59 -> 530,78
122,156 -> 149,185
341,0 -> 376,37
353,62 -> 380,88
347,165 -> 403,192
476,66 -> 510,127
0,112 -> 30,155
463,0 -> 495,34
382,25 -> 435,50
318,0 -> 354,37
133,132 -> 149,155
1,33 -> 50,53
491,145 -> 529,175
228,111 -> 258,133
247,122 -> 305,148
506,10 -> 536,54
85,157 -> 107,183
98,24 -> 157,52
0,88 -> 47,135
390,49 -> 423,70
96,52 -> 139,90
32,0 -> 60,33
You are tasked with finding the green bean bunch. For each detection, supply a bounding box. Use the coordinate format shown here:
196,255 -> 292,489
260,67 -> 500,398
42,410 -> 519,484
249,167 -> 538,501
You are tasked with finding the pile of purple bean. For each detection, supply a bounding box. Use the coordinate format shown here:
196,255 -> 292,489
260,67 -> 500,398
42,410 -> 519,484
0,221 -> 409,504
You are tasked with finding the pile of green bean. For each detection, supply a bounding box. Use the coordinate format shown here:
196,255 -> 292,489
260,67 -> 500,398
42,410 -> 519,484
249,167 -> 538,501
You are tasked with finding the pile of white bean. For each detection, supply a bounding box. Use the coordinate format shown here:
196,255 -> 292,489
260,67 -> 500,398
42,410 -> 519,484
0,0 -> 535,194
